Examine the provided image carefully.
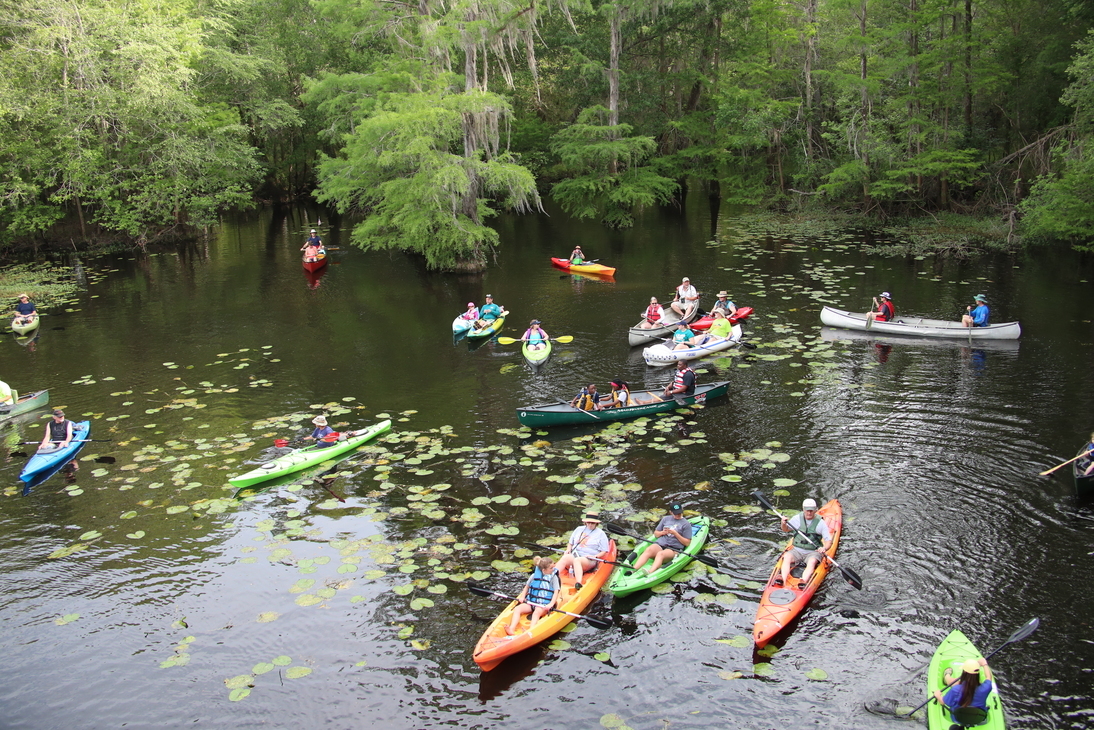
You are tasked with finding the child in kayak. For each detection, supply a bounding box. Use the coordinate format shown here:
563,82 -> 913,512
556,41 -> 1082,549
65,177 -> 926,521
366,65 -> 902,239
506,557 -> 559,635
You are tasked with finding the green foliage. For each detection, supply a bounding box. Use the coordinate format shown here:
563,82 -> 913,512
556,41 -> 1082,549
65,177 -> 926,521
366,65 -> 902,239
1019,149 -> 1094,249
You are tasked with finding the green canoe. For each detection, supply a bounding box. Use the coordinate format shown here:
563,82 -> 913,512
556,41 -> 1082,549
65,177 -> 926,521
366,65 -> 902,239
516,381 -> 729,427
926,629 -> 1005,730
607,516 -> 710,596
0,389 -> 49,422
522,338 -> 552,368
228,419 -> 392,488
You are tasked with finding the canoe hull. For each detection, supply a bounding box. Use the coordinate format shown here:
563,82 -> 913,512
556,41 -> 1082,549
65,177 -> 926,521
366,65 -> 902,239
926,630 -> 1005,730
516,381 -> 729,427
473,541 -> 616,671
607,516 -> 710,596
550,257 -> 616,276
228,420 -> 392,488
0,390 -> 49,422
627,306 -> 702,346
753,500 -> 842,647
642,324 -> 742,365
20,421 -> 90,483
522,339 -> 552,368
820,306 -> 1021,340
467,314 -> 506,340
1074,445 -> 1094,496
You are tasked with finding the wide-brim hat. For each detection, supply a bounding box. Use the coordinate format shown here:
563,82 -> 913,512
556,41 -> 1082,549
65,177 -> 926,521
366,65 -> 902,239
974,294 -> 988,302
716,291 -> 729,297
312,415 -> 327,426
17,293 -> 29,299
880,291 -> 891,299
582,511 -> 601,523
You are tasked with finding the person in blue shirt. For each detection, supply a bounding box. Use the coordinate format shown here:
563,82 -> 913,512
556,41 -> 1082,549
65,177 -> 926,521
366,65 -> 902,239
302,415 -> 338,448
13,294 -> 37,326
671,321 -> 697,350
962,294 -> 990,327
506,556 -> 559,635
934,656 -> 994,726
475,294 -> 504,328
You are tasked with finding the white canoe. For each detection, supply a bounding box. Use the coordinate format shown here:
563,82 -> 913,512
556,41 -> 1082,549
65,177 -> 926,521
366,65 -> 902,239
628,303 -> 701,346
819,306 -> 1021,340
643,324 -> 743,365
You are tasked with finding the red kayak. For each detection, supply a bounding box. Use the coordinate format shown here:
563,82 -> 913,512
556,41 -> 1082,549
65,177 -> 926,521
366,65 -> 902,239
302,249 -> 328,273
691,305 -> 754,330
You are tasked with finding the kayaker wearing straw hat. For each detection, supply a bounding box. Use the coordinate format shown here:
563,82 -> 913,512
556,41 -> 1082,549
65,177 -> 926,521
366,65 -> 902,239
555,511 -> 610,591
302,415 -> 338,448
711,290 -> 737,318
13,293 -> 37,326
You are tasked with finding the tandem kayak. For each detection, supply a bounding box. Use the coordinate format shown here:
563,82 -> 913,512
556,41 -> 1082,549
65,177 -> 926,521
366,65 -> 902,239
20,420 -> 90,484
472,540 -> 616,671
607,516 -> 710,597
467,313 -> 507,340
228,420 -> 392,488
926,630 -> 1005,730
522,339 -> 552,369
753,499 -> 842,647
0,389 -> 49,422
550,257 -> 616,276
642,324 -> 743,366
516,381 -> 729,427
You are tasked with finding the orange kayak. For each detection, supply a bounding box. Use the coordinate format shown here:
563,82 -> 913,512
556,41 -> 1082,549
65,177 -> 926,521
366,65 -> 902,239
550,257 -> 617,276
472,541 -> 616,671
753,500 -> 842,647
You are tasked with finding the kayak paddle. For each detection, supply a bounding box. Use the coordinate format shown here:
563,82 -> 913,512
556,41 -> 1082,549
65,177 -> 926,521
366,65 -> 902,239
496,335 -> 573,345
519,542 -> 640,571
751,490 -> 864,590
466,584 -> 612,629
603,521 -> 733,574
1039,448 -> 1093,476
897,617 -> 1040,718
18,439 -> 112,445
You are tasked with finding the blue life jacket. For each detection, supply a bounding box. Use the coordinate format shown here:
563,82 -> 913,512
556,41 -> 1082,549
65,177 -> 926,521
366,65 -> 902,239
526,567 -> 556,607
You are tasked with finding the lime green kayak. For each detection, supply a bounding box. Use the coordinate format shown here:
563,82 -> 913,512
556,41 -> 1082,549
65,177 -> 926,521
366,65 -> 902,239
607,516 -> 710,596
228,420 -> 391,488
926,630 -> 1005,730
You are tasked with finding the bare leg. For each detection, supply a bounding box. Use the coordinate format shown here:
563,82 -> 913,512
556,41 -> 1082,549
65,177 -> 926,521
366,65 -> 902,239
507,602 -> 533,634
646,548 -> 676,574
800,555 -> 821,584
631,544 -> 660,571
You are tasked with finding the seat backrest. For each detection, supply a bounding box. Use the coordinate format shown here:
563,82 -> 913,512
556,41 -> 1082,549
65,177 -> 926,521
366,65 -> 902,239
951,706 -> 988,727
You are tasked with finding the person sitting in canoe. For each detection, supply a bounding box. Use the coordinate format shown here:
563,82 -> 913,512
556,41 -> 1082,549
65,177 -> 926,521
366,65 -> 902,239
865,291 -> 895,325
711,290 -> 738,318
0,378 -> 14,407
568,246 -> 585,264
671,321 -> 698,350
933,656 -> 994,725
13,293 -> 37,326
670,277 -> 700,317
662,360 -> 696,398
302,415 -> 339,448
605,380 -> 631,408
774,498 -> 831,587
475,294 -> 503,328
555,511 -> 610,591
630,503 -> 693,575
639,297 -> 665,329
459,302 -> 479,322
570,384 -> 603,410
505,556 -> 560,636
961,294 -> 990,327
521,320 -> 549,350
40,409 -> 73,451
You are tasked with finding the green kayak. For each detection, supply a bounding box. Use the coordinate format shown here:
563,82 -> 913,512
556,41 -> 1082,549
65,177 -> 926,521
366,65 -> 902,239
228,419 -> 392,488
607,516 -> 710,597
522,338 -> 552,368
926,629 -> 1005,730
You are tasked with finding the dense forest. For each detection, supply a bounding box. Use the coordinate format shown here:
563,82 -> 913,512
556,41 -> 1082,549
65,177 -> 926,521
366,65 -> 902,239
2,0 -> 1094,268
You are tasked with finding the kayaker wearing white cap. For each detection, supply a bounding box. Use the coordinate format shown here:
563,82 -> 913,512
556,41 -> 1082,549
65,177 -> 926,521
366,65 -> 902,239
866,291 -> 895,325
302,415 -> 337,448
774,498 -> 832,587
670,277 -> 700,317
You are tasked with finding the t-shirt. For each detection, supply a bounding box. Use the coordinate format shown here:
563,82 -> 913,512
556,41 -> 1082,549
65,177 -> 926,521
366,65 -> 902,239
943,679 -> 994,712
676,285 -> 698,305
673,328 -> 695,344
480,303 -> 502,321
568,526 -> 609,558
654,516 -> 694,551
311,425 -> 336,448
788,513 -> 832,550
0,380 -> 13,405
708,319 -> 732,339
14,302 -> 35,316
970,304 -> 990,327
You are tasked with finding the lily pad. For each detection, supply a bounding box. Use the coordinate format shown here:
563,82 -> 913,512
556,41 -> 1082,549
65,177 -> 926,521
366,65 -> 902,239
806,667 -> 829,680
285,666 -> 312,679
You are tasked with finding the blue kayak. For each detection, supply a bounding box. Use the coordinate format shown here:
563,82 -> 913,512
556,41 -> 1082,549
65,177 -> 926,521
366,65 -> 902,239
20,421 -> 90,484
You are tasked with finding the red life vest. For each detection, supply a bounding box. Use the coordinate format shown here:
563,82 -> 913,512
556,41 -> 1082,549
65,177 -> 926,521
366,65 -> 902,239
645,304 -> 662,323
671,366 -> 695,393
877,300 -> 895,322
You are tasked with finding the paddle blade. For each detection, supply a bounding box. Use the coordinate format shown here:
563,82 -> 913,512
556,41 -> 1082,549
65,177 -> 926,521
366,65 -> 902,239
751,490 -> 775,512
553,335 -> 573,343
496,337 -> 518,345
837,563 -> 864,590
466,584 -> 495,598
603,522 -> 637,539
987,617 -> 1040,657
582,614 -> 612,630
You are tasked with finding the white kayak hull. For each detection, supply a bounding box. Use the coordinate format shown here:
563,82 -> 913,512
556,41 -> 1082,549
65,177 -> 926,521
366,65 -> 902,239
452,316 -> 474,334
643,324 -> 742,365
819,306 -> 1021,340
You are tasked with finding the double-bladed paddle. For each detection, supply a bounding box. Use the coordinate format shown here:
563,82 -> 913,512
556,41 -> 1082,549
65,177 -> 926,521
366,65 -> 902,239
519,542 -> 639,571
751,490 -> 864,590
1039,448 -> 1094,476
895,617 -> 1041,718
466,584 -> 612,629
18,439 -> 112,445
602,521 -> 732,574
496,335 -> 574,345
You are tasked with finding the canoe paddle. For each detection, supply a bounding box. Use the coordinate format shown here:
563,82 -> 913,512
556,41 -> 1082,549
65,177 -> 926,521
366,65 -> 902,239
18,439 -> 112,445
602,522 -> 732,574
466,584 -> 612,629
895,617 -> 1040,719
555,399 -> 602,419
751,490 -> 864,590
1039,448 -> 1094,476
496,335 -> 574,345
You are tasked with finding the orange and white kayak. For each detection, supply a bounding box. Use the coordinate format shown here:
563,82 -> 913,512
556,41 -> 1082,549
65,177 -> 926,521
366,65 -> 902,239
753,499 -> 842,647
472,541 -> 616,671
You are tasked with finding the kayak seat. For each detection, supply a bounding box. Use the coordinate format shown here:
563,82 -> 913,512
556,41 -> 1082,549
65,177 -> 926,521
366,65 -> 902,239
949,707 -> 988,727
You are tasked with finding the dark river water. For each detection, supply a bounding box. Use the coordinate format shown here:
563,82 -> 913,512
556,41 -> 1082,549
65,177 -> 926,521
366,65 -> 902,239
1,199 -> 1092,729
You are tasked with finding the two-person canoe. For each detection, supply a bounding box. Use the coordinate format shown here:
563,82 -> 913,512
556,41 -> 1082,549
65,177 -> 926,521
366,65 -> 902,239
642,324 -> 743,366
472,540 -> 617,671
11,316 -> 40,336
820,306 -> 1021,340
467,313 -> 507,340
228,420 -> 392,488
522,339 -> 552,369
627,304 -> 702,346
0,389 -> 49,422
753,499 -> 843,648
20,420 -> 90,484
302,249 -> 328,273
550,257 -> 617,276
516,381 -> 729,427
926,630 -> 1005,730
606,516 -> 710,597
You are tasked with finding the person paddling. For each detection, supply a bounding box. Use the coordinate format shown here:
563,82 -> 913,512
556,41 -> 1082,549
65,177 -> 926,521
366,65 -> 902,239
630,503 -> 693,575
933,656 -> 994,726
711,291 -> 737,318
639,297 -> 665,329
506,556 -> 560,635
300,229 -> 323,262
866,291 -> 895,324
40,409 -> 74,451
570,383 -> 603,411
670,321 -> 697,350
962,294 -> 990,327
302,415 -> 338,449
774,498 -> 831,587
1078,431 -> 1094,477
521,320 -> 549,351
605,380 -> 630,408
